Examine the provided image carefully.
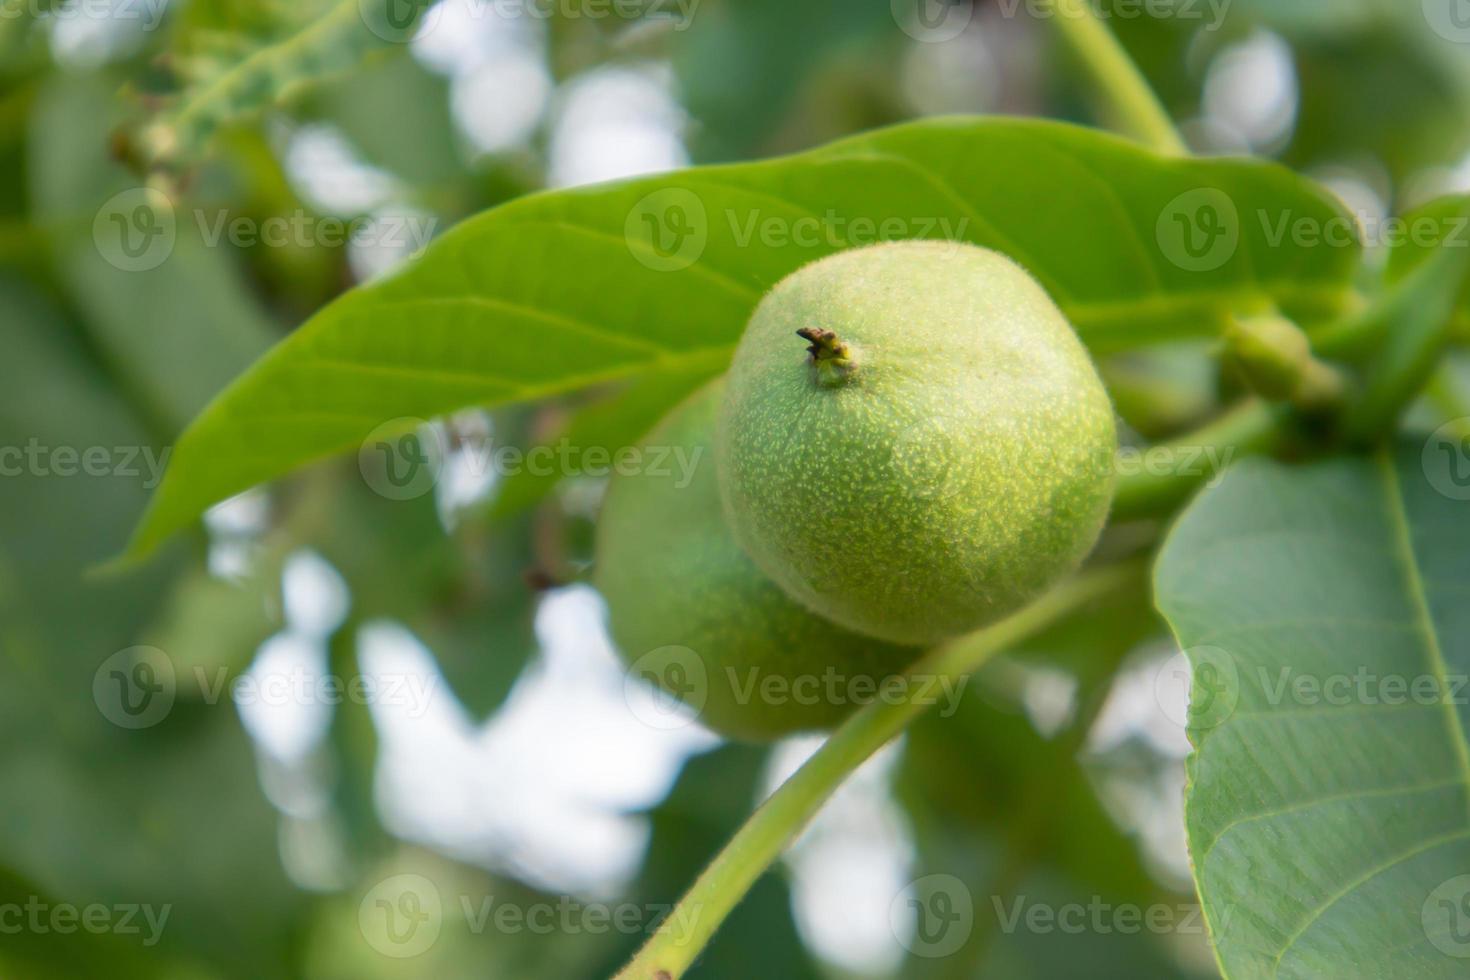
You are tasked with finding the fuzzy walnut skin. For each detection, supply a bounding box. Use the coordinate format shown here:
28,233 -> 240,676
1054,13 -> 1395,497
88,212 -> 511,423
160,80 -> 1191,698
717,241 -> 1117,646
595,381 -> 918,741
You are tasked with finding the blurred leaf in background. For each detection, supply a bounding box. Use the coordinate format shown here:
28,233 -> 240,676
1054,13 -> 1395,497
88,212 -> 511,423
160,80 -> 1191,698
3,0 -> 1470,977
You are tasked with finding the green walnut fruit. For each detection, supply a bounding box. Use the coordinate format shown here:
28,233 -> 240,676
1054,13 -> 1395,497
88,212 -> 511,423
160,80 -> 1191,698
595,380 -> 918,741
717,240 -> 1116,646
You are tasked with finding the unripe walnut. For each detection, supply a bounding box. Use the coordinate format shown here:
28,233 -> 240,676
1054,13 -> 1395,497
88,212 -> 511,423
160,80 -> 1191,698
717,241 -> 1117,645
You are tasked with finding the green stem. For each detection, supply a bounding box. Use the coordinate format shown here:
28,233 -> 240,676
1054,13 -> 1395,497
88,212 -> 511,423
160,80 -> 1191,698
614,562 -> 1142,980
1111,399 -> 1281,521
1050,0 -> 1188,156
142,0 -> 392,168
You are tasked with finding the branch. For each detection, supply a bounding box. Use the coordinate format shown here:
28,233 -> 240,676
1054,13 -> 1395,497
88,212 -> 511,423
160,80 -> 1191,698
1048,0 -> 1188,156
614,561 -> 1144,980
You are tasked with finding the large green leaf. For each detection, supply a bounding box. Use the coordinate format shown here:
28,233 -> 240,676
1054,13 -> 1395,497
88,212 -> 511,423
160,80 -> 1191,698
127,117 -> 1362,557
1155,444 -> 1470,978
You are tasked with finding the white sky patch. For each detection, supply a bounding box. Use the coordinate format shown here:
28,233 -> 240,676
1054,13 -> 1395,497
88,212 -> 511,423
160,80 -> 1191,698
548,64 -> 689,187
1201,29 -> 1298,153
282,549 -> 351,638
345,203 -> 440,282
765,737 -> 915,976
1088,645 -> 1193,759
48,0 -> 165,69
1086,753 -> 1193,889
451,47 -> 553,154
237,631 -> 332,764
256,747 -> 333,820
240,553 -> 347,767
1402,149 -> 1470,211
412,0 -> 542,75
1311,163 -> 1388,255
277,809 -> 350,892
1020,664 -> 1079,739
365,587 -> 717,896
203,489 -> 270,580
434,410 -> 500,519
1083,646 -> 1195,888
412,0 -> 551,155
282,124 -> 401,215
900,19 -> 999,116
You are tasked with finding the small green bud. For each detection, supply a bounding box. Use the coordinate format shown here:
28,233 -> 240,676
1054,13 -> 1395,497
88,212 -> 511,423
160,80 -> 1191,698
1224,313 -> 1345,409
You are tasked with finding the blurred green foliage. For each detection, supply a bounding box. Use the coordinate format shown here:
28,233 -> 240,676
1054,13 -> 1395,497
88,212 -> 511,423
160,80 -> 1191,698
2,0 -> 1468,977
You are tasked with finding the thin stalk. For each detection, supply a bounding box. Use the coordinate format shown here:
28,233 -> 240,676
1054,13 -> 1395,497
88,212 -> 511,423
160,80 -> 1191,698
1050,0 -> 1188,156
1111,399 -> 1281,521
614,562 -> 1142,980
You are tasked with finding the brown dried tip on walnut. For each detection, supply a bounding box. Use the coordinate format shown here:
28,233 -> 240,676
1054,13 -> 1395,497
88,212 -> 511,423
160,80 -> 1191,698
796,326 -> 849,361
795,326 -> 857,387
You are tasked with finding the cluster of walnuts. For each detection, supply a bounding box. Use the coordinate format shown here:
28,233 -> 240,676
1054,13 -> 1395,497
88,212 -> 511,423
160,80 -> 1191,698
596,242 -> 1118,740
